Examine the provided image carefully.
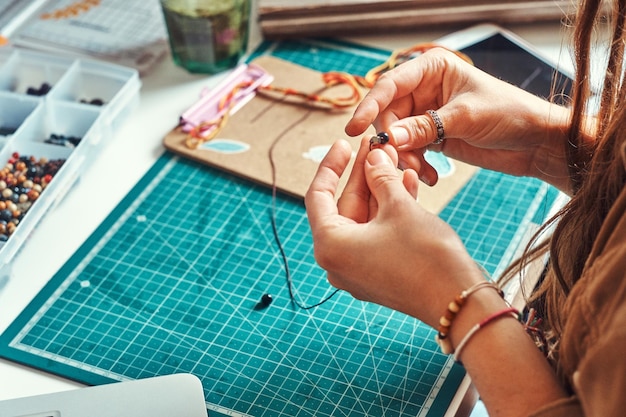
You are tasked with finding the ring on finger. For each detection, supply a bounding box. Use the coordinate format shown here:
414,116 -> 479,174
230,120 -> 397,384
426,109 -> 445,145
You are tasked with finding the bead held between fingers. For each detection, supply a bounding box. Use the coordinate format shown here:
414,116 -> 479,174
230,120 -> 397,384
369,132 -> 390,150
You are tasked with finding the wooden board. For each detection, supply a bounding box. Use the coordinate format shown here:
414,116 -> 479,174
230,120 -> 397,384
258,0 -> 575,38
164,55 -> 476,214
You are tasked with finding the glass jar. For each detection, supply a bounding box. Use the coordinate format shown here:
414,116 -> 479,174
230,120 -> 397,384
160,0 -> 251,74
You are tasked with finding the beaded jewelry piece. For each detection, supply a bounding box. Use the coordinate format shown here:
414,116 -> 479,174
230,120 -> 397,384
369,132 -> 389,150
435,281 -> 504,354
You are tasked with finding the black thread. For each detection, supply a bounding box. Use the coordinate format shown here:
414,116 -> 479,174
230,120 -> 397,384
268,110 -> 340,310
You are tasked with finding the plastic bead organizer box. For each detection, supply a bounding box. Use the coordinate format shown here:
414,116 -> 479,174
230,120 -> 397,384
0,37 -> 562,417
0,47 -> 140,280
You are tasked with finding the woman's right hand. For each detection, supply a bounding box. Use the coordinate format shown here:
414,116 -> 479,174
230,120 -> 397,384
346,47 -> 572,192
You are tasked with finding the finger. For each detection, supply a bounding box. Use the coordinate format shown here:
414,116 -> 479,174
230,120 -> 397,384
371,97 -> 415,135
346,53 -> 443,137
345,97 -> 382,137
364,148 -> 408,213
305,140 -> 354,229
345,140 -> 400,222
389,110 -> 447,151
337,137 -> 371,222
348,49 -> 471,141
402,169 -> 420,200
398,151 -> 439,186
366,144 -> 400,220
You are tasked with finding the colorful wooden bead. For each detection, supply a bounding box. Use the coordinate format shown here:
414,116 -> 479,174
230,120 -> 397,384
0,154 -> 66,239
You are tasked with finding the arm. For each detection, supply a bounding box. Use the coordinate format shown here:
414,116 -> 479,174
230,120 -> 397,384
305,139 -> 568,416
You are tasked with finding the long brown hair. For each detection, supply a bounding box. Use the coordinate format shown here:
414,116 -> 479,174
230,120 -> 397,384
502,0 -> 626,360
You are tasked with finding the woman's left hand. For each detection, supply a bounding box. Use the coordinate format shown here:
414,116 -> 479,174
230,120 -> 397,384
305,137 -> 484,327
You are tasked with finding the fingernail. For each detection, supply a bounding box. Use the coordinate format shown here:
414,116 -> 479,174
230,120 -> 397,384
390,127 -> 409,147
368,149 -> 393,166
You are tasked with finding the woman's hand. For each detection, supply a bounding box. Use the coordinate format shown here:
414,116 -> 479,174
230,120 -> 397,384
305,138 -> 568,416
305,138 -> 485,327
346,47 -> 572,192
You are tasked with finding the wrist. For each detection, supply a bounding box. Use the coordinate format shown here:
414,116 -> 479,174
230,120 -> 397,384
527,102 -> 572,192
443,284 -> 511,354
429,266 -> 512,354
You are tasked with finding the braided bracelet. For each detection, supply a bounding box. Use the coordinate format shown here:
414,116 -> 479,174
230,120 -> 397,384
453,307 -> 521,363
435,281 -> 504,354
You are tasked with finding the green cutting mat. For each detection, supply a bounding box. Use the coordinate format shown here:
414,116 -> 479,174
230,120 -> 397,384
0,39 -> 559,417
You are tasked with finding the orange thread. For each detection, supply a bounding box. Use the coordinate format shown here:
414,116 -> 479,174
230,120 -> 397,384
185,72 -> 363,148
41,0 -> 101,20
356,43 -> 473,88
184,43 -> 473,149
185,80 -> 253,149
253,71 -> 362,110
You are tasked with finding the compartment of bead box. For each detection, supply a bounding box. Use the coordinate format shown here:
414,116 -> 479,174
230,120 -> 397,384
48,58 -> 140,132
0,92 -> 40,145
0,48 -> 73,96
18,100 -> 102,150
0,101 -> 100,258
0,48 -> 140,280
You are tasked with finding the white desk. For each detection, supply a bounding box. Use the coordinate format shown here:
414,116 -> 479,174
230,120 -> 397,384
0,15 -> 570,411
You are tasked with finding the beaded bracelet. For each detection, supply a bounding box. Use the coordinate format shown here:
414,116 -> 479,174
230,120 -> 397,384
453,307 -> 521,363
435,281 -> 504,354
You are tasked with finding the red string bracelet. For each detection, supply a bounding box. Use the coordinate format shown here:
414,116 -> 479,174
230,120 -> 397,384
453,307 -> 521,363
435,281 -> 503,354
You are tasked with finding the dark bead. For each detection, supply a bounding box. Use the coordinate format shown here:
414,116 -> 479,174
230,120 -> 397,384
26,87 -> 38,95
90,98 -> 104,106
27,166 -> 42,178
0,126 -> 17,136
369,131 -> 390,150
0,209 -> 12,222
67,136 -> 82,147
45,137 -> 65,146
0,234 -> 7,242
254,293 -> 274,310
261,293 -> 273,306
39,83 -> 51,95
19,155 -> 31,166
